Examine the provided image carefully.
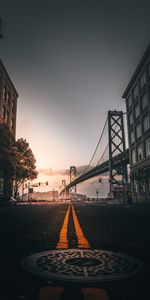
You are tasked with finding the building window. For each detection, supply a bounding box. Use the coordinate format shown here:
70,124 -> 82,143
130,130 -> 135,144
133,85 -> 138,100
2,106 -> 5,119
134,103 -> 140,119
6,111 -> 9,124
11,118 -> 14,129
148,178 -> 150,193
7,91 -> 10,105
3,86 -> 7,100
143,114 -> 150,132
133,179 -> 138,193
131,149 -> 136,164
129,112 -> 133,125
12,99 -> 15,112
145,137 -> 150,157
127,95 -> 132,109
139,72 -> 146,90
139,179 -> 145,193
137,144 -> 143,161
141,93 -> 148,110
148,63 -> 150,77
136,123 -> 141,139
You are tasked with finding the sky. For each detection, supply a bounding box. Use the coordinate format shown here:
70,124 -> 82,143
1,0 -> 150,196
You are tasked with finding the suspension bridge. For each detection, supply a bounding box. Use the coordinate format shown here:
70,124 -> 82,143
60,110 -> 129,198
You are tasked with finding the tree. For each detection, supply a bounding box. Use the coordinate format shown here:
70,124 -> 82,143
0,123 -> 16,198
14,138 -> 38,197
0,124 -> 38,199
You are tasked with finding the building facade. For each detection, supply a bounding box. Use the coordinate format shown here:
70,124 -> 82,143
122,44 -> 150,203
0,59 -> 18,198
0,59 -> 18,135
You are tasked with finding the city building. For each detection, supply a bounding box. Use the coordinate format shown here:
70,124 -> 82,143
0,59 -> 18,136
0,59 -> 18,198
122,44 -> 150,203
27,191 -> 59,202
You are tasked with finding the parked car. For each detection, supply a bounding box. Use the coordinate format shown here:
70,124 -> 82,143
10,196 -> 17,206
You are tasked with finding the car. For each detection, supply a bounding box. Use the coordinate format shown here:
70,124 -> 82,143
10,196 -> 17,206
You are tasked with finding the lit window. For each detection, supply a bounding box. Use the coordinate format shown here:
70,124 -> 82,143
129,112 -> 133,125
133,85 -> 138,100
137,144 -> 143,161
135,104 -> 140,119
143,114 -> 150,132
136,123 -> 141,139
2,106 -> 5,119
141,93 -> 148,110
3,86 -> 7,100
145,137 -> 150,157
131,149 -> 136,164
140,72 -> 146,90
127,95 -> 132,108
6,111 -> 9,124
130,130 -> 135,144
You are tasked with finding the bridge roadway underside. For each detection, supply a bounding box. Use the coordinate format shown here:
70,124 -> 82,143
60,149 -> 129,195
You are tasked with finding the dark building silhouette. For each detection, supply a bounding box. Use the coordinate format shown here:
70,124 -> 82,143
0,59 -> 18,198
122,44 -> 150,203
0,59 -> 18,136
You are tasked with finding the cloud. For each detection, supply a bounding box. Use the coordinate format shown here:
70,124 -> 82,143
38,168 -> 69,176
38,165 -> 89,177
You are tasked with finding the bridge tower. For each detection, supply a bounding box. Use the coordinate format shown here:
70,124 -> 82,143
108,110 -> 128,194
70,166 -> 76,194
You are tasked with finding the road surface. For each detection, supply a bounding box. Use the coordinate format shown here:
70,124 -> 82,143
0,202 -> 150,299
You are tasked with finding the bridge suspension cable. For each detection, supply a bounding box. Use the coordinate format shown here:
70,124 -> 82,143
80,117 -> 108,176
96,144 -> 109,166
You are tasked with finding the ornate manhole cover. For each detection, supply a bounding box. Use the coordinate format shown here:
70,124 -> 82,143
22,249 -> 143,283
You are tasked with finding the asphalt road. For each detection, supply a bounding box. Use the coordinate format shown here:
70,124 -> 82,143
0,202 -> 150,300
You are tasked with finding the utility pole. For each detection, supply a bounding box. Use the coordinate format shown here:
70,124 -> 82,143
96,189 -> 99,201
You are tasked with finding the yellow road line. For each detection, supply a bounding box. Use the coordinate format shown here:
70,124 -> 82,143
56,205 -> 70,249
82,288 -> 109,300
38,286 -> 64,300
72,205 -> 91,248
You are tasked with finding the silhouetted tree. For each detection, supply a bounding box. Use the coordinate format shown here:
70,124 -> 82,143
14,138 -> 38,197
0,124 -> 38,199
0,123 -> 16,198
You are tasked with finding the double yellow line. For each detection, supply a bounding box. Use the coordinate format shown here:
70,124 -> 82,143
39,204 -> 109,300
38,286 -> 109,300
56,204 -> 90,249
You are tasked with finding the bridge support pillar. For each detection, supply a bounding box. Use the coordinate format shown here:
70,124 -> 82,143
108,110 -> 128,198
70,166 -> 77,197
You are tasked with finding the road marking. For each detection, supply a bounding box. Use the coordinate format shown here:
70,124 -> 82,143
40,206 -> 110,300
72,205 -> 91,248
56,205 -> 70,249
38,286 -> 64,300
82,288 -> 109,300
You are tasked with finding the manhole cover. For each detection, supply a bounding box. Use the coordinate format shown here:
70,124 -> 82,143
22,249 -> 143,283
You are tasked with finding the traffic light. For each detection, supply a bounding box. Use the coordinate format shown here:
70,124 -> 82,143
46,181 -> 48,185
